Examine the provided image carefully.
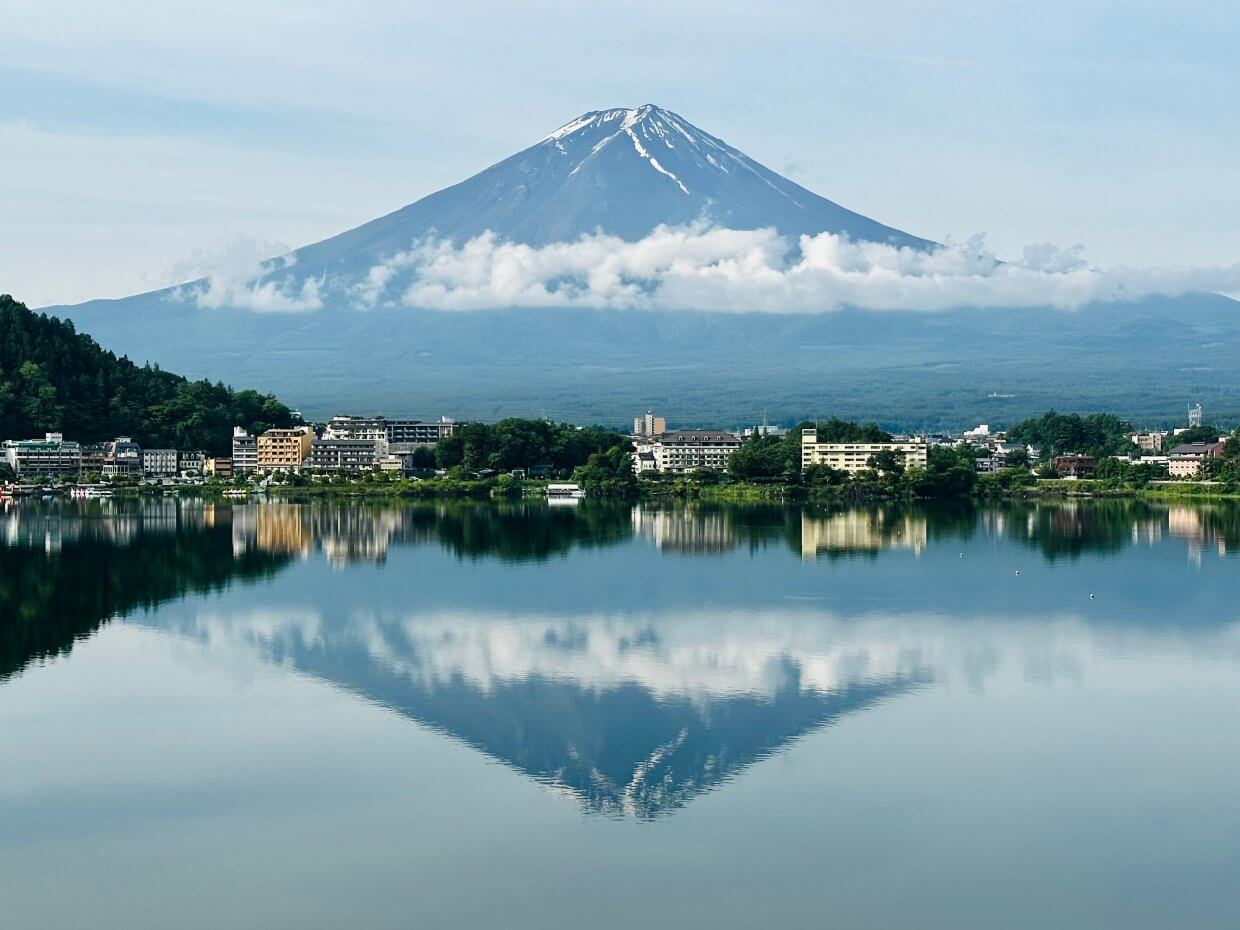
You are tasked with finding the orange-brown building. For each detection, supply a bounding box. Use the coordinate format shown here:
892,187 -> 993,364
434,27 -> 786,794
257,427 -> 315,471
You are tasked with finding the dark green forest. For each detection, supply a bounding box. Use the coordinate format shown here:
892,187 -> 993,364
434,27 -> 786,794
0,295 -> 297,455
432,418 -> 632,472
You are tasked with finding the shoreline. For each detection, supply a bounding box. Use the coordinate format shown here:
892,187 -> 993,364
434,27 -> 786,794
160,475 -> 1240,503
12,476 -> 1240,505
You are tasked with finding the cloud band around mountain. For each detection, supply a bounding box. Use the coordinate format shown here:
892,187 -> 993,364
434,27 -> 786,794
178,225 -> 1240,313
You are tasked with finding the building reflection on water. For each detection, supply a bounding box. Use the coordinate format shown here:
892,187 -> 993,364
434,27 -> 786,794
631,505 -> 739,554
799,509 -> 927,560
231,503 -> 405,567
1167,505 -> 1229,562
4,496 -> 1238,568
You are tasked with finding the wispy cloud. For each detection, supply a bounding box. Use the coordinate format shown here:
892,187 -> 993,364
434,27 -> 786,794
167,234 -> 324,312
343,225 -> 1240,313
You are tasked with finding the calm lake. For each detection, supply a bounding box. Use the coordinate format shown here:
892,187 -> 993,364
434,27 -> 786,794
2,497 -> 1239,929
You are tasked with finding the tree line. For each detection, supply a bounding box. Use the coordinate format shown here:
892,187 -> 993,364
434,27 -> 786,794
0,295 -> 298,455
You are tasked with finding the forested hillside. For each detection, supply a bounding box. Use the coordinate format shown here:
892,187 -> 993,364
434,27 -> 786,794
0,295 -> 296,454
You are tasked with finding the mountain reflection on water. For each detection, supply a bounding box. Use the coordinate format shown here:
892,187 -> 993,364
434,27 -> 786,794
2,497 -> 1237,818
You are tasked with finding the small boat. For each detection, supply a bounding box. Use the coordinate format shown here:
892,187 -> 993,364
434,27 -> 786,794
546,482 -> 586,499
70,484 -> 113,499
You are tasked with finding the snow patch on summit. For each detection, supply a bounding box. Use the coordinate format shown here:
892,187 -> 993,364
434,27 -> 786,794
626,127 -> 689,195
543,113 -> 599,141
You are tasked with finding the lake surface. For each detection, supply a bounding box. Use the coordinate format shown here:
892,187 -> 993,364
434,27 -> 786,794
2,497 -> 1239,929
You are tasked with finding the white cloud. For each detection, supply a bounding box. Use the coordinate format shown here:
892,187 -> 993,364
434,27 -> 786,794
345,225 -> 1240,313
167,235 -> 325,312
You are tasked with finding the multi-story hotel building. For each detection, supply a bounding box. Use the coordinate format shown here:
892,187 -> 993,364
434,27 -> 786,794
143,449 -> 179,477
1167,440 -> 1227,478
324,416 -> 388,443
3,433 -> 82,476
800,429 -> 929,473
308,438 -> 383,472
646,430 -> 742,473
386,418 -> 455,445
103,437 -> 143,477
178,451 -> 205,476
324,415 -> 454,450
232,427 -> 258,473
257,426 -> 315,472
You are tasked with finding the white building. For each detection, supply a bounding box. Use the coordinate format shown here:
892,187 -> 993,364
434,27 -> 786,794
638,430 -> 742,473
800,429 -> 929,473
741,424 -> 788,439
633,449 -> 657,473
232,427 -> 258,474
323,416 -> 388,444
325,414 -> 453,450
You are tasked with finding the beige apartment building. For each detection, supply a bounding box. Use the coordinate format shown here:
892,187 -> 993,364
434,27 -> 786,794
204,457 -> 234,478
1167,440 -> 1226,478
800,428 -> 929,473
633,410 -> 667,439
257,426 -> 315,471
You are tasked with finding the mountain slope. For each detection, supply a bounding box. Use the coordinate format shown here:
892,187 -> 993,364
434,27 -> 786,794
292,104 -> 931,278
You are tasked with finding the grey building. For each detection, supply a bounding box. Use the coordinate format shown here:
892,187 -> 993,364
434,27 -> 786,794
321,414 -> 455,448
3,433 -> 82,476
386,418 -> 455,445
308,438 -> 383,472
103,437 -> 143,477
179,451 -> 205,476
79,443 -> 107,475
143,449 -> 179,477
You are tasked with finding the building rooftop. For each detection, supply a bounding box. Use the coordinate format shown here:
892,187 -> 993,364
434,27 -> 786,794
660,430 -> 740,443
1169,441 -> 1225,457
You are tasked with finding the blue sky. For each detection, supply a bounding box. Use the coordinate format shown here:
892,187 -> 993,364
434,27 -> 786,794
3,0 -> 1238,306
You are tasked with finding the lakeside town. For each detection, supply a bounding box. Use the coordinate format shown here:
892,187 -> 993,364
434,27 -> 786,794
2,403 -> 1235,499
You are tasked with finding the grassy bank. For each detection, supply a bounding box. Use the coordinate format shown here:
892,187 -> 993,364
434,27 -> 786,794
97,474 -> 1240,504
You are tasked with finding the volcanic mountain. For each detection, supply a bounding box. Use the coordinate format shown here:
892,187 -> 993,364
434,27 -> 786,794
295,104 -> 931,273
49,105 -> 1240,427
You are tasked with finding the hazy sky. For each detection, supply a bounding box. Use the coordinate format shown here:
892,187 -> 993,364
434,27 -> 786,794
3,0 -> 1238,307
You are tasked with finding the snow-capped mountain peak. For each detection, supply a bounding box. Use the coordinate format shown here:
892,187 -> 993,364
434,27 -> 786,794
281,104 -> 930,271
541,104 -> 783,197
